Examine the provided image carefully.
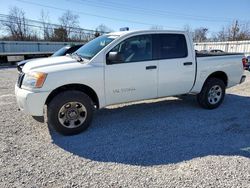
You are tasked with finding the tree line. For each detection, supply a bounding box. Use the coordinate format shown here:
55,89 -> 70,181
0,6 -> 113,42
183,20 -> 250,42
0,6 -> 250,42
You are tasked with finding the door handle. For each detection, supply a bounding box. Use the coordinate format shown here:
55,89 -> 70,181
183,62 -> 193,66
146,65 -> 157,70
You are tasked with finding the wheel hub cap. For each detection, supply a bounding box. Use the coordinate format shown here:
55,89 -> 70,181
208,85 -> 222,105
67,109 -> 78,119
58,102 -> 87,128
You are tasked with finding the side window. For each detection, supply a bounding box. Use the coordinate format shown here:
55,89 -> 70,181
107,35 -> 152,64
159,34 -> 188,59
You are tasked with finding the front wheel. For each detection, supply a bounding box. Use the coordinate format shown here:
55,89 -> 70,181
47,91 -> 94,135
197,78 -> 225,109
32,116 -> 44,123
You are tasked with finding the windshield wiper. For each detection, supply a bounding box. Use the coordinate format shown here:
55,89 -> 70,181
71,53 -> 84,62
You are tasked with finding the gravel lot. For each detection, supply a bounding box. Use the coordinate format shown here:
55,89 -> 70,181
0,67 -> 250,188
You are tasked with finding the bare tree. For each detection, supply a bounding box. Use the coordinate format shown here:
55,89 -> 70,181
70,27 -> 92,42
40,10 -> 52,40
231,21 -> 250,40
215,21 -> 250,41
193,27 -> 208,42
94,29 -> 101,38
59,10 -> 79,40
231,20 -> 240,40
96,24 -> 113,34
237,22 -> 250,40
52,27 -> 68,41
2,6 -> 29,40
215,26 -> 227,41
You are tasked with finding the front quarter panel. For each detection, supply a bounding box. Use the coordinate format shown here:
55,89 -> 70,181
39,64 -> 105,108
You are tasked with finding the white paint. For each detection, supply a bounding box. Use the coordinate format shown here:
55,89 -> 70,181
15,30 -> 245,116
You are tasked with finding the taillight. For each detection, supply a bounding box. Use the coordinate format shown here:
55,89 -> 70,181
242,57 -> 247,68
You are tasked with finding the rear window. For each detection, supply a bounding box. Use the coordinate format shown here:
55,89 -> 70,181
158,34 -> 188,59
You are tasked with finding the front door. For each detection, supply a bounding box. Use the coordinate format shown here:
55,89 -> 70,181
104,34 -> 158,105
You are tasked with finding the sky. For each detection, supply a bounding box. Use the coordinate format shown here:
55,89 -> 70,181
0,0 -> 249,35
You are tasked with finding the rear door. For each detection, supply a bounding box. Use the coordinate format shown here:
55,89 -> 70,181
157,34 -> 196,97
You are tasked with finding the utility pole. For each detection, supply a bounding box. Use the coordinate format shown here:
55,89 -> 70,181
232,20 -> 239,41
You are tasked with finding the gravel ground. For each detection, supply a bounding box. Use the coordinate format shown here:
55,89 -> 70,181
0,67 -> 250,188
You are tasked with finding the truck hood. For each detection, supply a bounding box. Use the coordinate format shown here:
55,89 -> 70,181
22,56 -> 88,73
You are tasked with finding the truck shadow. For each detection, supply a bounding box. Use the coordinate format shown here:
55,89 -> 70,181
50,94 -> 250,166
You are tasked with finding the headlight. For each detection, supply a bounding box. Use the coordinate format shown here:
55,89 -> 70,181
22,72 -> 47,89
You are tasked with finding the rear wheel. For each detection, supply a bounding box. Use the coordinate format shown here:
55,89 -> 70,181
47,90 -> 93,135
197,78 -> 225,109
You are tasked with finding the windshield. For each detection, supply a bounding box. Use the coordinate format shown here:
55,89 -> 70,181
52,46 -> 70,57
75,35 -> 118,60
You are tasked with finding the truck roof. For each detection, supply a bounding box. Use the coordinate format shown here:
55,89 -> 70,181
107,30 -> 187,37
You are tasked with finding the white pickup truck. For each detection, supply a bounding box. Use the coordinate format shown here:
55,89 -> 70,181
15,30 -> 246,135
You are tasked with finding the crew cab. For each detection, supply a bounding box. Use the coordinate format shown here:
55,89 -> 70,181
15,30 -> 246,135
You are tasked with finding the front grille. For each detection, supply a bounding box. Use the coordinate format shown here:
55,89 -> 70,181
17,73 -> 25,88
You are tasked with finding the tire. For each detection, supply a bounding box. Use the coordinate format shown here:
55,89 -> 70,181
47,90 -> 94,135
197,78 -> 225,109
32,116 -> 44,123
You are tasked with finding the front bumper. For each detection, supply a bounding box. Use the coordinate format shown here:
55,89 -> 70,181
15,85 -> 50,116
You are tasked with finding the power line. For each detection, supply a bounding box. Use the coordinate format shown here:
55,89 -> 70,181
0,14 -> 105,35
104,0 -> 247,23
15,0 -> 183,30
71,0 -> 235,23
0,20 -> 89,36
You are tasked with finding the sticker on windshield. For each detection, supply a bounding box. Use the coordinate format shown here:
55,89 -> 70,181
100,41 -> 106,46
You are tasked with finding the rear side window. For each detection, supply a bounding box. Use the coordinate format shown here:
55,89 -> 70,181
158,34 -> 188,59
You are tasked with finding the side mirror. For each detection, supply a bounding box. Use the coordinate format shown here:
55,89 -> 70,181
107,52 -> 124,64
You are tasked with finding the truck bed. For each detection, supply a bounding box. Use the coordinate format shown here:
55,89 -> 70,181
191,52 -> 244,93
196,52 -> 244,57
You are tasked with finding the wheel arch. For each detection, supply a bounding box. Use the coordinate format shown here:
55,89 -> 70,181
45,83 -> 100,109
204,71 -> 228,87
